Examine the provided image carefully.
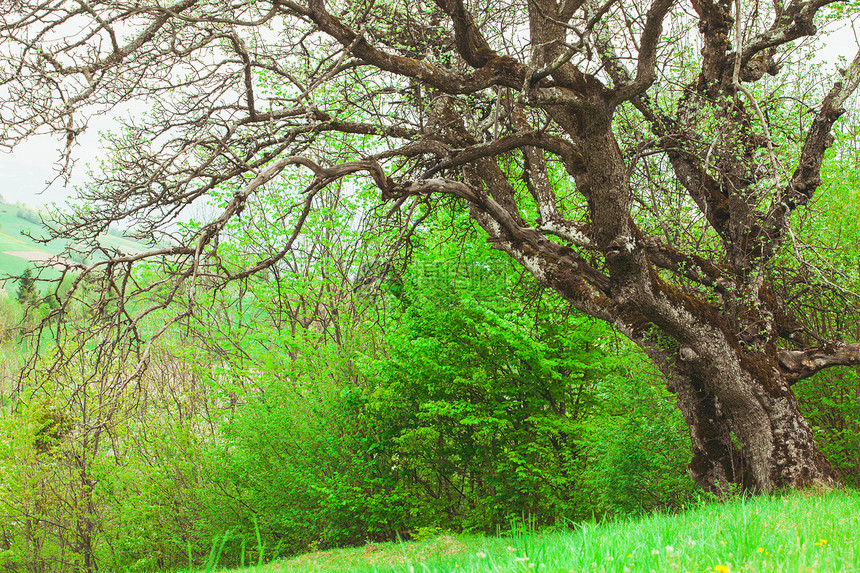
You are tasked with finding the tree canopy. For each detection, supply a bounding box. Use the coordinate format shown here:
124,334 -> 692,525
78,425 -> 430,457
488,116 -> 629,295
2,0 -> 860,494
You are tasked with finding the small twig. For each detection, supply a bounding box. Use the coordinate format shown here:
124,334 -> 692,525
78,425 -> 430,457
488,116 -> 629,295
785,222 -> 860,299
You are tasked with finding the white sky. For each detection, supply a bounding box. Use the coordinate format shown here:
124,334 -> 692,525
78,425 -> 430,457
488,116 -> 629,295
0,16 -> 858,210
0,113 -> 116,207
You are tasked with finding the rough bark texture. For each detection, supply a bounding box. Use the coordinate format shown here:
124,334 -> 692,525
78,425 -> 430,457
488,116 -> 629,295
2,0 -> 860,493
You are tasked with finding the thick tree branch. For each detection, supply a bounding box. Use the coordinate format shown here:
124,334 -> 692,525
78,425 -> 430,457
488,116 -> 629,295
609,0 -> 675,105
420,131 -> 584,180
739,0 -> 843,69
510,107 -> 593,247
529,0 -> 616,86
642,235 -> 731,287
756,47 -> 860,266
432,0 -> 498,68
300,0 -> 531,95
779,343 -> 860,383
786,47 -> 860,208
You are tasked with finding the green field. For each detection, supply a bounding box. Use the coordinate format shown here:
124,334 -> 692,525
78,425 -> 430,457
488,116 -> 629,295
0,200 -> 149,294
205,490 -> 859,573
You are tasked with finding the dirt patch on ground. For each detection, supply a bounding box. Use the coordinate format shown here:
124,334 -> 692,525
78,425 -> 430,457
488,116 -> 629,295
4,251 -> 76,269
276,534 -> 468,571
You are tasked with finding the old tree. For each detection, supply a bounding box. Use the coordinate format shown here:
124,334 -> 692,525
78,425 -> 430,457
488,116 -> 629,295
2,0 -> 860,493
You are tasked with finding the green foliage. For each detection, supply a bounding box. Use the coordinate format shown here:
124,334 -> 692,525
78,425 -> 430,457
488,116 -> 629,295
0,341 -> 226,573
581,362 -> 697,516
366,255 -> 613,528
94,417 -> 215,570
203,334 -> 410,554
171,199 -> 701,565
0,293 -> 24,346
790,148 -> 860,488
14,149 -> 860,570
0,393 -> 91,572
363,221 -> 699,528
796,368 -> 860,487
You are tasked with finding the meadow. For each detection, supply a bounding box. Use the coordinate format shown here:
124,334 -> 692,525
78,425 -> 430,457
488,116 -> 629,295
0,200 -> 149,289
194,490 -> 859,573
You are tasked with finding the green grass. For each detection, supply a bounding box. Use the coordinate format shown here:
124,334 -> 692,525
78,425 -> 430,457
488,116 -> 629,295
207,489 -> 860,573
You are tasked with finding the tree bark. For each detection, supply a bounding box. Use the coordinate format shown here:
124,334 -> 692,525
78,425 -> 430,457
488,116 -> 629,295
667,348 -> 837,493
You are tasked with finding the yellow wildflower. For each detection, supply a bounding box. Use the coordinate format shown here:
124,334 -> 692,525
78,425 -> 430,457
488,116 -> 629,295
714,566 -> 730,573
756,547 -> 765,553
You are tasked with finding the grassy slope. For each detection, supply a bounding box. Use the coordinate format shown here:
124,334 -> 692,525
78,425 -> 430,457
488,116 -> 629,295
0,202 -> 59,279
219,490 -> 860,573
0,201 -> 150,291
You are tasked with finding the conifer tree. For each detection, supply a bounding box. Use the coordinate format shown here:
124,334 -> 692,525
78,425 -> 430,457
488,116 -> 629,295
16,268 -> 39,307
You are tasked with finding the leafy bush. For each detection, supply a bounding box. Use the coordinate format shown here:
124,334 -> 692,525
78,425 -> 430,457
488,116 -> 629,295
581,362 -> 698,516
795,368 -> 860,487
364,244 -> 627,529
199,331 -> 410,555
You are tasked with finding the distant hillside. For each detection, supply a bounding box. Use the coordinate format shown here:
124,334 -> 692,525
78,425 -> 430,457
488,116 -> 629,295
0,200 -> 151,293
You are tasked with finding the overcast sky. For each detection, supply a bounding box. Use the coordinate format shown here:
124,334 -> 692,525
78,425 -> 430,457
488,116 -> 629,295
0,112 -> 117,207
0,18 -> 858,209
